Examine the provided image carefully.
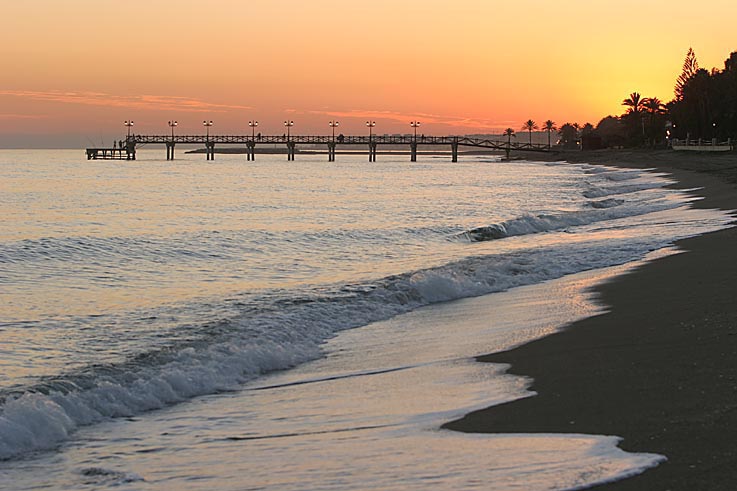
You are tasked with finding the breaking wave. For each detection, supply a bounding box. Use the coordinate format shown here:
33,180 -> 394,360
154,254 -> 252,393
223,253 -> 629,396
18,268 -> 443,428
0,230 -> 711,461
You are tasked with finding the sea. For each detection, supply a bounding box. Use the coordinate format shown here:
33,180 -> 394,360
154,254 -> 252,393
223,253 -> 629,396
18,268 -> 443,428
0,148 -> 733,490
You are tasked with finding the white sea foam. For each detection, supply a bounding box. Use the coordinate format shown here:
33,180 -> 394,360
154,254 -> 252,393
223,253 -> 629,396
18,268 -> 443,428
0,227 -> 730,461
582,182 -> 664,198
463,193 -> 678,242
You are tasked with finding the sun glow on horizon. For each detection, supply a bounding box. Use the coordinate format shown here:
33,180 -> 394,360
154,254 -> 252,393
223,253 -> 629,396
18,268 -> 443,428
1,0 -> 735,146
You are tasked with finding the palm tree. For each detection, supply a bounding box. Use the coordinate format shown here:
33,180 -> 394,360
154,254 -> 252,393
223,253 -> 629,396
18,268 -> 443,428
622,92 -> 645,114
503,128 -> 516,160
642,97 -> 666,146
572,122 -> 582,149
542,120 -> 557,148
504,128 -> 515,146
642,97 -> 665,115
521,120 -> 538,146
558,123 -> 578,148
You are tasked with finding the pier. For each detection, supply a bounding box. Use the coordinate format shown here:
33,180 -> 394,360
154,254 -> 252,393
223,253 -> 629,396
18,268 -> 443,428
87,134 -> 551,162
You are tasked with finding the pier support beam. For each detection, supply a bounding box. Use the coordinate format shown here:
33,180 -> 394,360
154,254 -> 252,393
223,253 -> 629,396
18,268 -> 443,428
410,142 -> 418,162
247,142 -> 256,161
327,142 -> 336,161
368,142 -> 377,162
287,142 -> 296,161
125,139 -> 136,160
451,142 -> 458,163
206,142 -> 215,160
166,142 -> 176,160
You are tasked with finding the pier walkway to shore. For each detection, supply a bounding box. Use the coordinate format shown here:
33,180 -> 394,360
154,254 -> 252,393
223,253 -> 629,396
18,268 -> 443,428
86,134 -> 551,162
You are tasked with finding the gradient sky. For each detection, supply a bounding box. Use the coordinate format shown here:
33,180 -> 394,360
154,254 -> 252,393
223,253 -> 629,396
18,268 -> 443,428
1,0 -> 735,146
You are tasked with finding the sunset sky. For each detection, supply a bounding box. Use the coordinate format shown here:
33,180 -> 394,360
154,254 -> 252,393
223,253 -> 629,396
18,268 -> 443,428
1,0 -> 735,147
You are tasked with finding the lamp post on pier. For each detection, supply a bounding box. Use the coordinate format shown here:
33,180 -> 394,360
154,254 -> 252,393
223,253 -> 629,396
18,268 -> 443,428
249,120 -> 258,140
410,121 -> 421,162
203,120 -> 214,160
366,121 -> 377,162
366,121 -> 376,140
410,121 -> 421,142
124,120 -> 134,139
123,120 -> 135,160
284,121 -> 295,161
329,121 -> 339,142
327,120 -> 340,162
203,120 -> 213,140
166,120 -> 178,160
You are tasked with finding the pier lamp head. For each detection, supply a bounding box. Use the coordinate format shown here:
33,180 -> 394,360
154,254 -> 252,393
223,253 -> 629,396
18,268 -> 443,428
168,121 -> 178,127
124,120 -> 134,127
329,121 -> 339,128
410,121 -> 421,128
203,120 -> 213,126
366,121 -> 376,127
249,121 -> 258,127
284,120 -> 294,127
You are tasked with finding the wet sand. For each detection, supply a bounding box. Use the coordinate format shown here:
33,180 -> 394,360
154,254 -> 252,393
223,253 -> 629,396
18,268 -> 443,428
444,149 -> 737,490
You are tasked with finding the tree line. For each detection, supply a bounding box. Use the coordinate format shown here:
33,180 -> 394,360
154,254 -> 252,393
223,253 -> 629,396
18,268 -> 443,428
510,48 -> 736,149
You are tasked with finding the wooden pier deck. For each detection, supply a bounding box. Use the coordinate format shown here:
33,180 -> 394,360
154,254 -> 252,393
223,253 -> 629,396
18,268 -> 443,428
87,134 -> 551,162
85,147 -> 135,160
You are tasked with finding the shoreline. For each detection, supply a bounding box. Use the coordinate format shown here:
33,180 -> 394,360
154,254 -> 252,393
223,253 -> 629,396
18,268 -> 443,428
443,149 -> 737,489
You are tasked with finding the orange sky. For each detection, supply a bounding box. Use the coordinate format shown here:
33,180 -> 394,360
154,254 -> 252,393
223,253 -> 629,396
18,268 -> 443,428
1,0 -> 735,146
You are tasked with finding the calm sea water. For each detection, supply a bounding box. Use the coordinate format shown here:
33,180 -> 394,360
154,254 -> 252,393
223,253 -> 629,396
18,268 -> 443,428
0,149 -> 732,489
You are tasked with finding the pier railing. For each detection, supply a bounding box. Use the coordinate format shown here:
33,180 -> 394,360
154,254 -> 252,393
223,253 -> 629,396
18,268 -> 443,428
671,138 -> 733,152
88,134 -> 551,161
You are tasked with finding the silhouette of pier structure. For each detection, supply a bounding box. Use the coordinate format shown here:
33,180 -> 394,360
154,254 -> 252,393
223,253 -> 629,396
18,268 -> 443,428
86,134 -> 551,161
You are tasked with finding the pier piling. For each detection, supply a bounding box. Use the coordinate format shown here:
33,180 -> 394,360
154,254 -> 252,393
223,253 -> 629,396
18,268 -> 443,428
166,142 -> 176,160
368,142 -> 377,162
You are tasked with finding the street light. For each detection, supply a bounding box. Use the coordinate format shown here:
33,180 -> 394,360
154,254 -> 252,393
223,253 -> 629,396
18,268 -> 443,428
329,121 -> 339,142
168,120 -> 177,140
124,120 -> 134,139
249,120 -> 258,140
203,120 -> 213,139
366,121 -> 376,140
410,121 -> 421,141
284,120 -> 294,140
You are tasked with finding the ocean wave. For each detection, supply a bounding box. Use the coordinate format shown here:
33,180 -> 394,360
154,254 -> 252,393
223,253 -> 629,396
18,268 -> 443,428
0,228 -> 723,461
459,197 -> 678,243
0,226 -> 454,268
582,182 -> 664,199
78,467 -> 145,485
588,198 -> 625,209
601,170 -> 643,181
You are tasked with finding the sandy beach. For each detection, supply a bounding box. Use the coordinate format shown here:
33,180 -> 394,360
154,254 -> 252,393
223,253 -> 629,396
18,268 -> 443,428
444,149 -> 737,490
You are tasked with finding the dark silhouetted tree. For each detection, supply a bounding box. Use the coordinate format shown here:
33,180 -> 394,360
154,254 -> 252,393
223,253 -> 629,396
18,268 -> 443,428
595,116 -> 626,148
642,97 -> 667,146
542,120 -> 556,148
558,123 -> 578,149
675,48 -> 699,101
622,92 -> 645,114
504,127 -> 515,146
521,120 -> 538,146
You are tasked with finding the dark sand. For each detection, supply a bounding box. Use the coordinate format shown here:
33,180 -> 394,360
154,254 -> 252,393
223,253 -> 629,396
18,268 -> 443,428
443,149 -> 737,490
